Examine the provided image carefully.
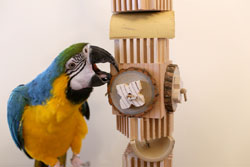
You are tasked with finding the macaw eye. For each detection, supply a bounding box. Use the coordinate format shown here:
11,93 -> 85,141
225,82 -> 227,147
68,62 -> 76,69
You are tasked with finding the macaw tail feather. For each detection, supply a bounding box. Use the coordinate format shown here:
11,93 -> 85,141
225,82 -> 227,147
34,154 -> 67,167
34,161 -> 48,167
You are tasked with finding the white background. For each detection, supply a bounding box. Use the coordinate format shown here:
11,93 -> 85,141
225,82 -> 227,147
0,0 -> 250,167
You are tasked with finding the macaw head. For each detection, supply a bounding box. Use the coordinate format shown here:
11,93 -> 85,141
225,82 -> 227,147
53,43 -> 118,103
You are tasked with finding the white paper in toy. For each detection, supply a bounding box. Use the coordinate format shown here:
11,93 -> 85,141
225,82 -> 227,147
116,80 -> 145,109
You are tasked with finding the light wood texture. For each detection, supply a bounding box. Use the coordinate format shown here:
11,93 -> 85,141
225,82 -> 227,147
123,144 -> 173,167
113,38 -> 169,64
130,136 -> 174,162
109,67 -> 158,117
112,0 -> 172,13
164,64 -> 187,112
115,112 -> 173,141
116,63 -> 168,119
110,12 -> 175,39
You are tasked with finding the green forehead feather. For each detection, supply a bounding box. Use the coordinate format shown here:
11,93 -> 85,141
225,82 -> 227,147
56,43 -> 88,67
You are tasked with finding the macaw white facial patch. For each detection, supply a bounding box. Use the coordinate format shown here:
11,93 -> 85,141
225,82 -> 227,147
116,80 -> 145,109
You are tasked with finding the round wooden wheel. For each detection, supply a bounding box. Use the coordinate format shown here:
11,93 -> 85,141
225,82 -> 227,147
108,68 -> 158,117
164,64 -> 186,112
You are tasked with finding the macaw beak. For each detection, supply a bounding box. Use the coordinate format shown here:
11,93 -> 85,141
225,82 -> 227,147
88,45 -> 119,87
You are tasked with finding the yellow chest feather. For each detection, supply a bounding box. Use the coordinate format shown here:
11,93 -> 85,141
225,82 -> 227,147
22,75 -> 87,160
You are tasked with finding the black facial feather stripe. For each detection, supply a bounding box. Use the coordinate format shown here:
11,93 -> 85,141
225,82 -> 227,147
67,63 -> 83,76
67,61 -> 84,74
70,61 -> 87,79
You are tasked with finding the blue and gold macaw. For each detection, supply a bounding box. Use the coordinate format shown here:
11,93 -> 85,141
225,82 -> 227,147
7,43 -> 118,167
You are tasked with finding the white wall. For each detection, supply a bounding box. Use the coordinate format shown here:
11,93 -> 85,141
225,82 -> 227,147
0,0 -> 250,167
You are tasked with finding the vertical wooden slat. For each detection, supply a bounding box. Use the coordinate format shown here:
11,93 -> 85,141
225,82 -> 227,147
165,39 -> 169,63
128,0 -> 133,11
146,39 -> 150,63
130,39 -> 134,63
158,117 -> 162,138
137,158 -> 141,167
152,119 -> 155,139
167,113 -> 174,136
131,157 -> 135,167
134,157 -> 138,167
127,117 -> 130,137
154,38 -> 158,63
136,39 -> 140,63
125,117 -> 128,136
130,118 -> 136,140
117,115 -> 119,131
120,39 -> 127,63
146,118 -> 150,140
121,116 -> 124,134
143,118 -> 147,141
123,117 -> 126,135
161,116 -> 165,137
159,39 -> 164,63
143,38 -> 148,63
139,118 -> 144,141
134,0 -> 138,10
121,0 -> 127,11
123,39 -> 128,63
117,0 -> 122,12
170,0 -> 173,10
114,40 -> 120,63
163,0 -> 167,10
164,114 -> 167,137
150,38 -> 154,63
112,0 -> 117,12
155,119 -> 158,139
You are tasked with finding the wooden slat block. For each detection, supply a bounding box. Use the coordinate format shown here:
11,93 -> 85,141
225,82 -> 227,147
112,0 -> 171,13
113,38 -> 169,68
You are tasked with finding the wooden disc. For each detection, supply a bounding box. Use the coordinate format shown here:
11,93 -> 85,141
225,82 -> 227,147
164,64 -> 180,112
108,68 -> 158,117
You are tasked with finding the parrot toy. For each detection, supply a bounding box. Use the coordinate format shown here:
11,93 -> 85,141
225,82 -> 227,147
7,43 -> 119,167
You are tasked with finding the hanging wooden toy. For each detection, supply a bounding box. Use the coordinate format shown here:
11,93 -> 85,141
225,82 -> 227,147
108,0 -> 187,166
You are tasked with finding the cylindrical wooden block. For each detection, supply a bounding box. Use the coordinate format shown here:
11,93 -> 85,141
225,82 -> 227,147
112,0 -> 172,13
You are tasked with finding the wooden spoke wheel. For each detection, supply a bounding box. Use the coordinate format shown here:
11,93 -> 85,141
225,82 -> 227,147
164,64 -> 186,112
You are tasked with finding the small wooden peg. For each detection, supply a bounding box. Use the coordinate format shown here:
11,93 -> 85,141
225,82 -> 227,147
180,88 -> 187,102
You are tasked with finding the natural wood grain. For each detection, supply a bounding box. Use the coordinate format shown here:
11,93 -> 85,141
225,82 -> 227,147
110,12 -> 175,39
112,0 -> 171,12
123,144 -> 174,167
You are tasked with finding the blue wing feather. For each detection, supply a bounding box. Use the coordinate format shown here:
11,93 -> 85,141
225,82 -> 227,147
7,85 -> 31,158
